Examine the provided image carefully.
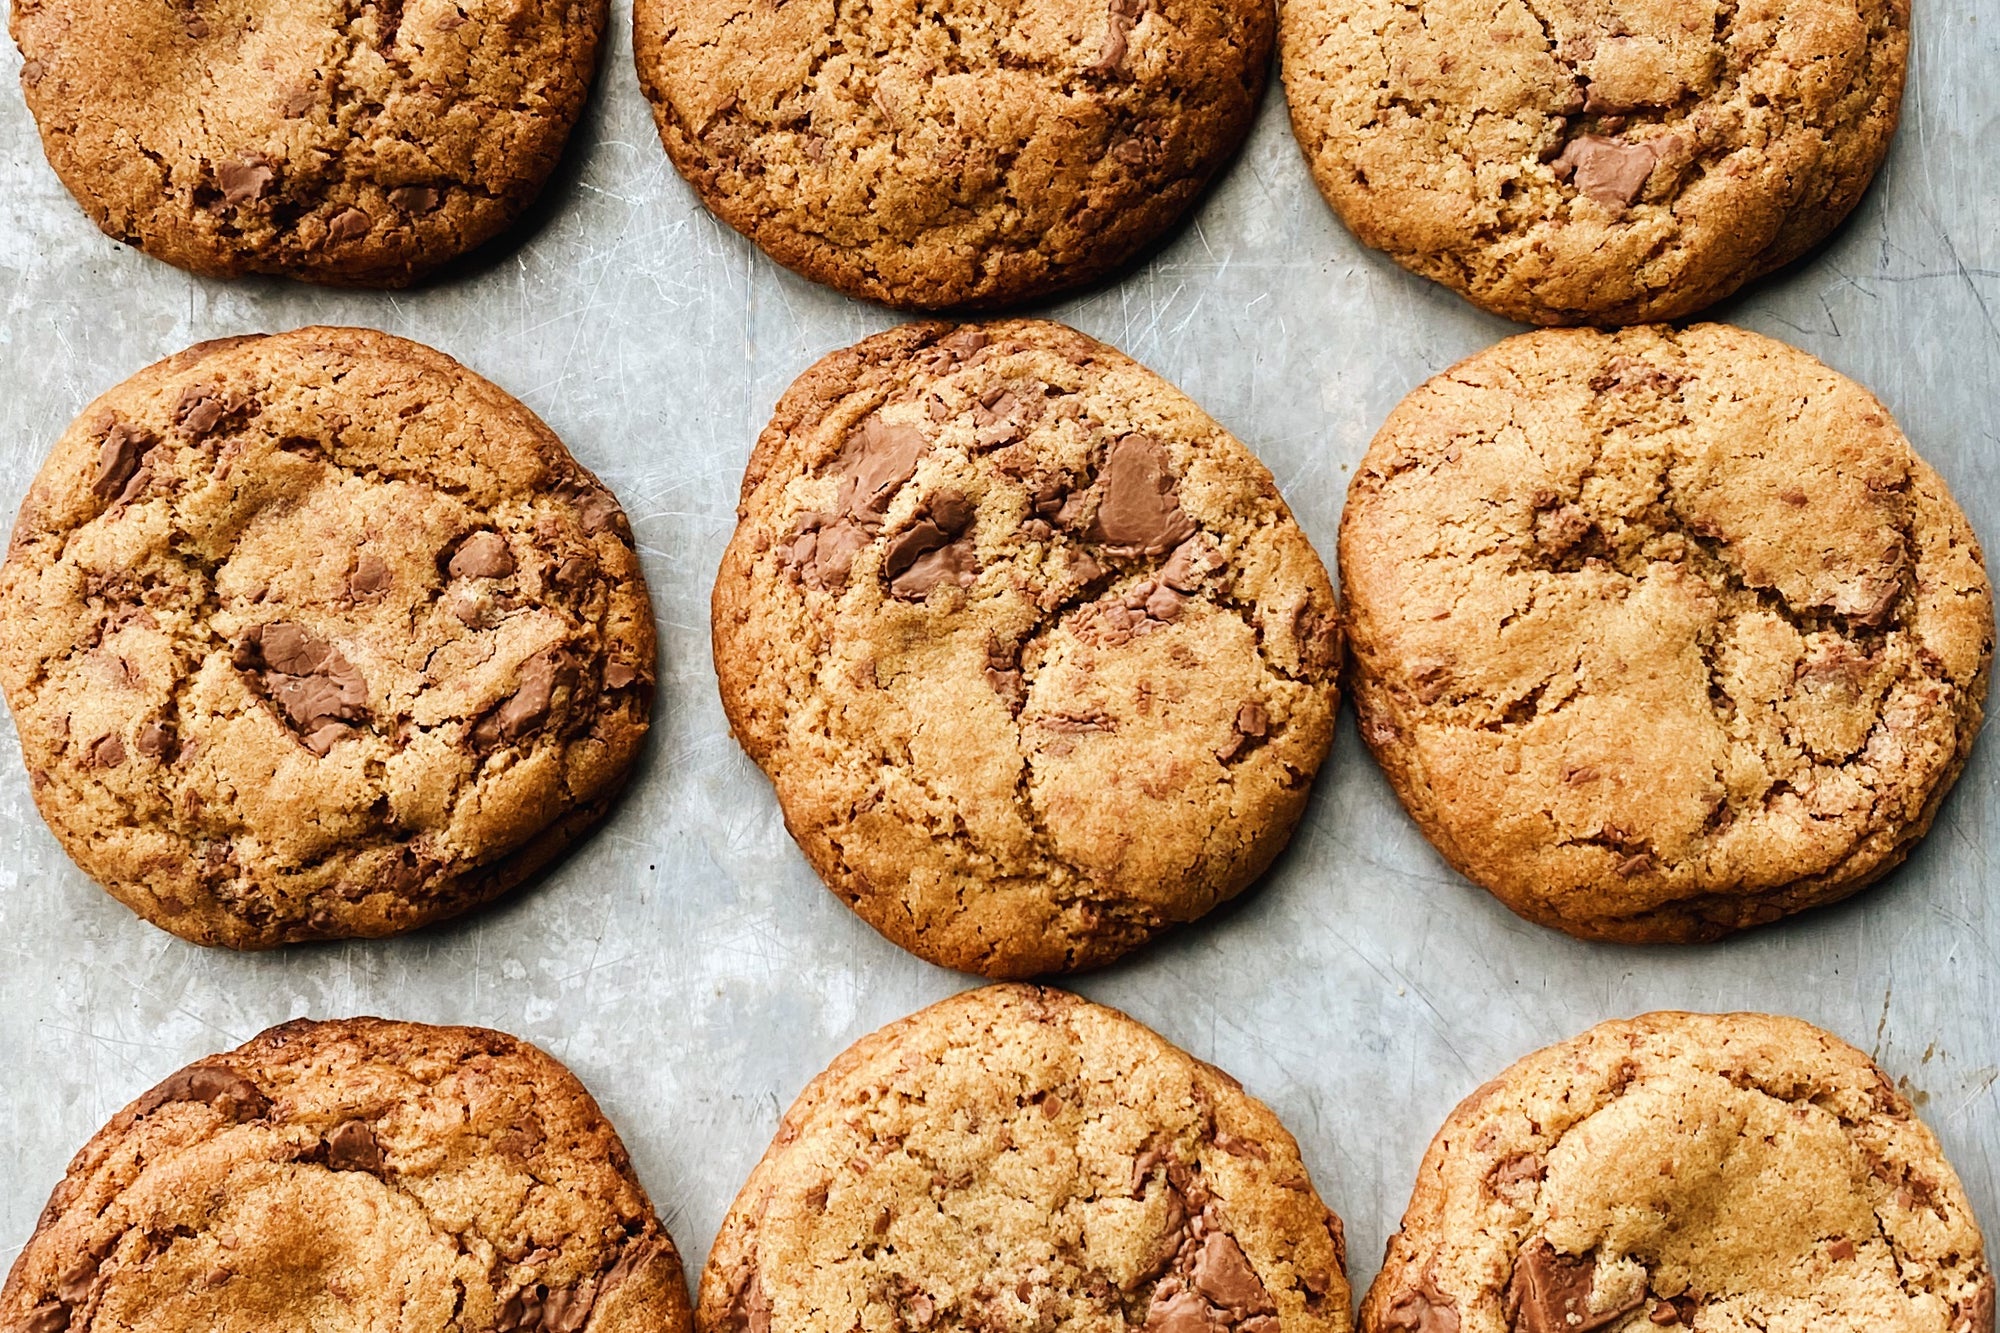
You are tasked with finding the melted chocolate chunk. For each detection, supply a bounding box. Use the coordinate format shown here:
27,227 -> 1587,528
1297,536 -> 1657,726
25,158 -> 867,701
133,1064 -> 270,1121
471,650 -> 572,748
325,1119 -> 383,1172
1552,135 -> 1664,209
1383,1272 -> 1460,1333
217,157 -> 273,206
91,422 -> 153,504
1509,1241 -> 1644,1333
449,530 -> 516,579
1089,435 -> 1198,555
885,490 -> 979,599
235,622 -> 372,755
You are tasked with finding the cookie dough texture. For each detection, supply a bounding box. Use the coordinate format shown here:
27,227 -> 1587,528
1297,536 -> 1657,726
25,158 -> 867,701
700,985 -> 1353,1333
11,0 -> 604,284
1339,324 -> 1991,943
714,320 -> 1341,977
1280,0 -> 1908,324
0,1018 -> 693,1333
0,327 -> 656,947
1361,1011 -> 1993,1333
633,0 -> 1271,308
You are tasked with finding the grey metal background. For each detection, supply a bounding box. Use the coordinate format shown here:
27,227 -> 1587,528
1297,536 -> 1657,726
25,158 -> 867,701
1,0 -> 1996,1311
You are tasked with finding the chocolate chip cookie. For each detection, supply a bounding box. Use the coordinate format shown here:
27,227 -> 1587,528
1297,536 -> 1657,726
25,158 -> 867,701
0,1017 -> 693,1333
633,0 -> 1272,309
0,327 -> 656,947
701,985 -> 1353,1333
1361,1011 -> 1992,1333
11,0 -> 604,284
1339,324 -> 1992,943
713,320 -> 1341,977
1280,0 -> 1908,324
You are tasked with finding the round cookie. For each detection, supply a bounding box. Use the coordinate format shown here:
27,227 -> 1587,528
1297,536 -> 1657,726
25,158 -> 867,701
713,320 -> 1341,977
1360,1011 -> 1993,1333
0,1017 -> 694,1333
0,327 -> 656,947
632,0 -> 1271,309
1279,0 -> 1908,325
700,984 -> 1353,1333
1340,324 -> 1991,942
11,0 -> 605,284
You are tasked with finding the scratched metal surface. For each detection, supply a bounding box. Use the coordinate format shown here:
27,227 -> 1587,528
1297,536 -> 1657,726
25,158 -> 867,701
2,0 -> 1998,1308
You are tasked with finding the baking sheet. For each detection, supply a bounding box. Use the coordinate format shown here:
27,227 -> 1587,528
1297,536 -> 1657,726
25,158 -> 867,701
2,0 -> 1998,1303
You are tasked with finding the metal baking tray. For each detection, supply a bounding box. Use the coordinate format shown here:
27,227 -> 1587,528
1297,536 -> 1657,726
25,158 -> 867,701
2,1 -> 1996,1301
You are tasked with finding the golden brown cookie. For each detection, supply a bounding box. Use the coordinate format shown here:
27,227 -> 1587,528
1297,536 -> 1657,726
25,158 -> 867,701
1339,324 -> 1992,943
0,1017 -> 694,1333
632,0 -> 1272,309
714,320 -> 1341,977
1279,0 -> 1908,325
700,985 -> 1353,1333
11,0 -> 605,284
1360,1012 -> 1993,1333
0,327 -> 656,947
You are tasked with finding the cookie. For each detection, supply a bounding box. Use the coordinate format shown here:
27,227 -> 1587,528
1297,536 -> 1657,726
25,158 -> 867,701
1339,324 -> 1992,943
0,327 -> 656,947
713,320 -> 1341,977
1360,1011 -> 1993,1333
700,984 -> 1353,1333
632,0 -> 1271,309
0,1017 -> 694,1333
1279,0 -> 1908,325
11,0 -> 604,284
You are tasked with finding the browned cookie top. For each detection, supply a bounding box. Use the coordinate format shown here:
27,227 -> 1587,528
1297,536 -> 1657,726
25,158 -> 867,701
633,0 -> 1272,309
1361,1012 -> 1992,1333
1339,325 -> 1992,943
0,1018 -> 693,1333
714,320 -> 1340,978
1280,0 -> 1908,325
700,985 -> 1353,1333
0,327 -> 656,947
11,0 -> 604,284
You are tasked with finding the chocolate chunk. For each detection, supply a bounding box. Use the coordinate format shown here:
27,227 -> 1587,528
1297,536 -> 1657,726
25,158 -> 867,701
327,207 -> 373,243
217,157 -> 273,206
1587,356 -> 1684,395
91,734 -> 126,768
1193,1233 -> 1274,1314
1089,435 -> 1198,555
1160,536 -> 1222,592
325,1119 -> 383,1172
785,514 -> 871,590
281,83 -> 316,116
985,636 -> 1024,708
1509,1241 -> 1644,1333
24,1303 -> 67,1333
1040,710 -> 1115,734
1488,1153 -> 1545,1192
939,329 -> 990,360
133,1064 -> 269,1121
174,383 -> 239,437
604,660 -> 641,690
1142,1289 -> 1209,1333
837,416 -> 927,520
472,650 -> 570,747
448,530 -> 516,579
1828,1238 -> 1856,1262
21,59 -> 45,86
885,490 -> 979,600
724,1259 -> 772,1333
1089,0 -> 1148,73
600,1236 -> 666,1300
1383,1275 -> 1460,1333
135,721 -> 176,760
350,553 -> 392,599
1551,135 -> 1663,209
235,622 -> 371,751
563,483 -> 627,539
90,422 -> 151,502
388,185 -> 441,213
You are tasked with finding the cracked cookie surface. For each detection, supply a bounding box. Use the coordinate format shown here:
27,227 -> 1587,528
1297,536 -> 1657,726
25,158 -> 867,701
1279,0 -> 1908,324
10,0 -> 604,284
1360,1011 -> 1993,1333
1338,324 -> 1991,943
713,320 -> 1340,978
0,1017 -> 694,1333
699,985 -> 1353,1333
0,327 -> 656,947
633,0 -> 1271,309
